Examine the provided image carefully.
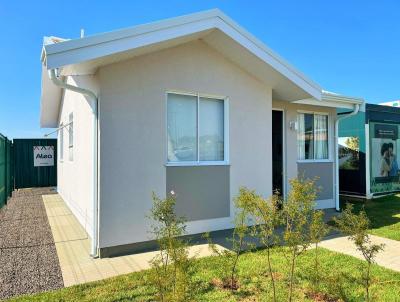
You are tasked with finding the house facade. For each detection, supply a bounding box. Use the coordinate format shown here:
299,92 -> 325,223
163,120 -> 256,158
40,9 -> 363,257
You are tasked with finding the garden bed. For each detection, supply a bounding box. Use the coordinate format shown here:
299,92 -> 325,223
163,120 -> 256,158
8,247 -> 400,302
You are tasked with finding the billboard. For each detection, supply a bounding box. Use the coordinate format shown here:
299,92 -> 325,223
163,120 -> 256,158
370,123 -> 400,193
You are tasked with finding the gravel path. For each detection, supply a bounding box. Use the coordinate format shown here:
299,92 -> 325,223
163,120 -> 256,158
0,188 -> 64,300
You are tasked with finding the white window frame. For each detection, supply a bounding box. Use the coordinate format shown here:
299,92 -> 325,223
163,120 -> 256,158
59,122 -> 64,162
165,90 -> 229,167
296,110 -> 332,163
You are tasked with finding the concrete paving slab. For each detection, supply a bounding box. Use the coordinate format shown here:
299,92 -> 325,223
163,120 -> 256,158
320,234 -> 400,272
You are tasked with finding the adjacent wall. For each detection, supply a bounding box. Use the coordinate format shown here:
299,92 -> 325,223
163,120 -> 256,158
57,75 -> 98,238
98,40 -> 272,249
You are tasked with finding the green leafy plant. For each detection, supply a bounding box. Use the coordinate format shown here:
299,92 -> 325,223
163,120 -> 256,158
334,203 -> 385,302
148,192 -> 194,302
283,177 -> 318,302
241,189 -> 282,302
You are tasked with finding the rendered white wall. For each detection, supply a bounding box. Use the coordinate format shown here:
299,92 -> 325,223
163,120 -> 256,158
98,40 -> 272,248
57,75 -> 98,238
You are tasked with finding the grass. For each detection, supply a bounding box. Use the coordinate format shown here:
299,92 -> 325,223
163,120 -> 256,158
341,194 -> 400,241
8,247 -> 400,302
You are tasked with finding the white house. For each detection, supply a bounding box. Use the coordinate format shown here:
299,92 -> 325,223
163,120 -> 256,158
40,9 -> 363,257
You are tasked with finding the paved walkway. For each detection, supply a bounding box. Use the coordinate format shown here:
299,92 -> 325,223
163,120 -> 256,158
320,234 -> 400,272
43,193 -> 225,287
0,188 -> 63,300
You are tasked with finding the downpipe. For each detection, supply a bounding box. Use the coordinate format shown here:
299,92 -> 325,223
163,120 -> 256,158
48,69 -> 99,258
334,104 -> 360,211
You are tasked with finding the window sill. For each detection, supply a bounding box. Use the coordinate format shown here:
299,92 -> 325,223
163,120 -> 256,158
297,159 -> 333,164
166,161 -> 230,167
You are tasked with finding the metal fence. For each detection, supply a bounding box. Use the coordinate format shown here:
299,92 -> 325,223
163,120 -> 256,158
13,139 -> 57,189
0,133 -> 13,208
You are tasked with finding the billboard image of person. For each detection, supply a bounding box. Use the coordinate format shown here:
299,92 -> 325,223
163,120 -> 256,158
370,123 -> 400,193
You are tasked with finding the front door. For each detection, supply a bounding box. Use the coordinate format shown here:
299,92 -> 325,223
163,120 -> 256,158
272,110 -> 283,196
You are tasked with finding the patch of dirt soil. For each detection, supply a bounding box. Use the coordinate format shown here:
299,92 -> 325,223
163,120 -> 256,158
211,277 -> 240,290
305,290 -> 342,302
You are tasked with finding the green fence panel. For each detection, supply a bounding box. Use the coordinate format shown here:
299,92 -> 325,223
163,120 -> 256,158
0,134 -> 5,207
6,139 -> 13,198
13,139 -> 57,189
0,133 -> 13,208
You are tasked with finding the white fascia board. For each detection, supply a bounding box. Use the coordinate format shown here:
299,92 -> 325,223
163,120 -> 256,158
43,9 -> 321,99
322,92 -> 364,106
213,18 -> 321,99
45,9 -> 220,54
45,18 -> 218,69
213,14 -> 321,99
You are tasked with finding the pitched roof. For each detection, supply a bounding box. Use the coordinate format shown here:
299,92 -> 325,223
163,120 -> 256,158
40,9 -> 363,127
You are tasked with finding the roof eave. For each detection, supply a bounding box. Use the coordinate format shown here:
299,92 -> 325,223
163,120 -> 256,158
322,91 -> 364,105
293,92 -> 364,109
42,9 -> 321,99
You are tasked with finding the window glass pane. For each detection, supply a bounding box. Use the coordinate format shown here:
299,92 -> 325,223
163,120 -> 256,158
199,97 -> 224,161
314,114 -> 328,159
167,94 -> 197,162
339,136 -> 359,170
297,113 -> 314,160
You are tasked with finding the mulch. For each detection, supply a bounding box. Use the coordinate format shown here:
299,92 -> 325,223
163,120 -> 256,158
0,188 -> 64,300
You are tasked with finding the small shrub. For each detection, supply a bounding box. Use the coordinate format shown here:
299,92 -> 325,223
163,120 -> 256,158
309,209 -> 329,291
334,203 -> 384,302
148,192 -> 194,302
243,190 -> 282,302
207,187 -> 254,291
283,177 -> 318,302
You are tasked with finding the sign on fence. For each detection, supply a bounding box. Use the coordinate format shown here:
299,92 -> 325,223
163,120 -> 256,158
33,146 -> 54,167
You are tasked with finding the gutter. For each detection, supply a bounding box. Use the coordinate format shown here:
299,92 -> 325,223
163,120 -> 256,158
48,69 -> 99,258
334,104 -> 360,211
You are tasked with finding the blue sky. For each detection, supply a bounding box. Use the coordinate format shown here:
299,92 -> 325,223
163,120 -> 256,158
0,1 -> 399,138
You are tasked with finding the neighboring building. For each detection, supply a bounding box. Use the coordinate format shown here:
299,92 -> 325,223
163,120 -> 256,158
380,100 -> 400,107
339,103 -> 400,198
40,9 -> 363,257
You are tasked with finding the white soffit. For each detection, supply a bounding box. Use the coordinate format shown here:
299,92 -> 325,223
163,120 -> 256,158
40,67 -> 61,127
